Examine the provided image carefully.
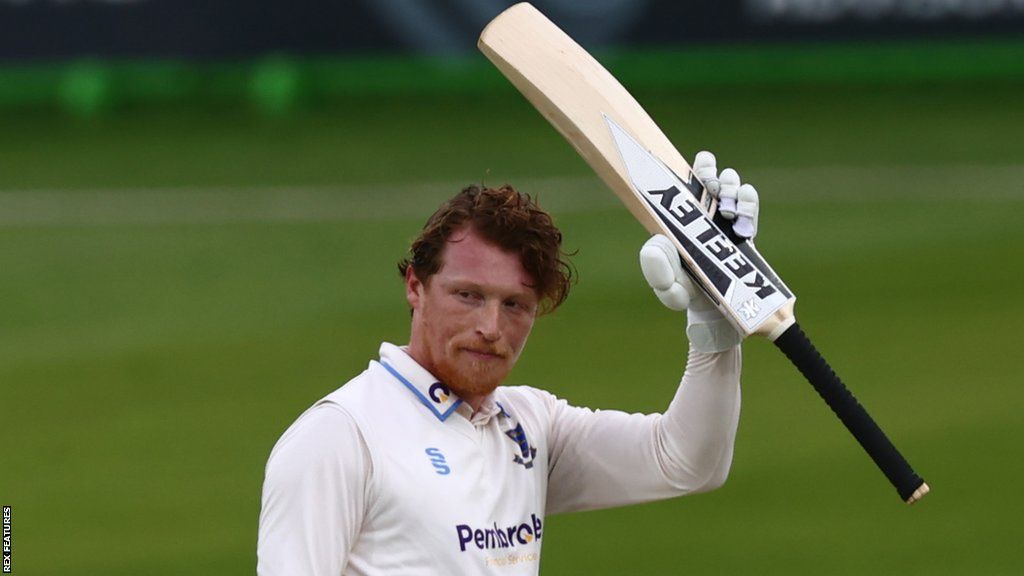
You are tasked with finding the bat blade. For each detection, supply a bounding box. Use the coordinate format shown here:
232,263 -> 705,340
479,2 -> 928,503
479,2 -> 795,338
478,2 -> 689,233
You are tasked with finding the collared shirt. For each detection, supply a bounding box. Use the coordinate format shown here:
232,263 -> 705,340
258,342 -> 741,576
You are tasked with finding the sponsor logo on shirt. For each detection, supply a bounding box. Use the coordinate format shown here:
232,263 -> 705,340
455,514 -> 543,552
428,382 -> 450,403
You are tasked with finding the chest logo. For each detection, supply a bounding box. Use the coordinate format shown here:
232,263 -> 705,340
425,447 -> 451,475
504,423 -> 537,469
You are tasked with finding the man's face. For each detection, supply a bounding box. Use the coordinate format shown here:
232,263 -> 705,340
405,226 -> 539,406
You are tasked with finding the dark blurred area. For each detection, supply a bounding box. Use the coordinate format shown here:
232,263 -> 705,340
1,0 -> 1022,118
2,0 -> 1023,61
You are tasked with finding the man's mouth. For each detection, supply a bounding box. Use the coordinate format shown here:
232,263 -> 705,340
462,347 -> 505,361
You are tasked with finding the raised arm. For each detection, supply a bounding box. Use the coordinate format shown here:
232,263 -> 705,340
544,346 -> 741,514
546,152 -> 756,514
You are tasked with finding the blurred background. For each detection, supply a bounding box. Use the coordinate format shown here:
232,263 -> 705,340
1,1 -> 1022,574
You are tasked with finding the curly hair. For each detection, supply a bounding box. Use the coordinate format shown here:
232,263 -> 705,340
398,184 -> 575,314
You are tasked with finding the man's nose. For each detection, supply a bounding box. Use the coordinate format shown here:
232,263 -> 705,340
476,301 -> 502,342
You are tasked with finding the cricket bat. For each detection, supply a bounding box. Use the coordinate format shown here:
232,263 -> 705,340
479,2 -> 929,504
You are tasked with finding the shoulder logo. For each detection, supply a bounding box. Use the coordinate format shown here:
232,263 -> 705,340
428,383 -> 450,403
425,447 -> 451,475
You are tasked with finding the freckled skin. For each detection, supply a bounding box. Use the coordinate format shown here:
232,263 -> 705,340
405,226 -> 539,410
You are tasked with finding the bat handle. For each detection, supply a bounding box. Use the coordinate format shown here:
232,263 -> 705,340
773,323 -> 929,504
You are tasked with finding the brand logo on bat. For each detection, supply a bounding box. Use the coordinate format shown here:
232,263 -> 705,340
740,298 -> 761,320
642,184 -> 776,299
603,115 -> 789,332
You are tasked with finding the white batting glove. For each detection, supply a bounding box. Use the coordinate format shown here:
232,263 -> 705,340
693,151 -> 759,239
638,151 -> 760,353
640,235 -> 741,353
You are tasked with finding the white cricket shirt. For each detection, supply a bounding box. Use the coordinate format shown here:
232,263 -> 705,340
258,342 -> 741,575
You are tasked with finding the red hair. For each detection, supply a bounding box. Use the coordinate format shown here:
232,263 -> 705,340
398,184 -> 574,314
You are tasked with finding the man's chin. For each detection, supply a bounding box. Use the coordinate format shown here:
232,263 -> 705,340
449,381 -> 500,401
437,363 -> 508,400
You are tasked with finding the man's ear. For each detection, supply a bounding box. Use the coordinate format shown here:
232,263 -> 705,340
405,266 -> 423,311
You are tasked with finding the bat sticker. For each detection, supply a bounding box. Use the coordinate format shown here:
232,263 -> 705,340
604,114 -> 790,333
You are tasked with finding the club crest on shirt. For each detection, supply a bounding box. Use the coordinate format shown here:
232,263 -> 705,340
497,403 -> 537,470
505,424 -> 537,469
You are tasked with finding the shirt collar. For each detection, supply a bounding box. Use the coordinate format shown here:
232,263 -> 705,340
378,343 -> 463,422
455,394 -> 502,426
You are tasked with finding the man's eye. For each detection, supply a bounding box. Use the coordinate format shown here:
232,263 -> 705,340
505,299 -> 530,313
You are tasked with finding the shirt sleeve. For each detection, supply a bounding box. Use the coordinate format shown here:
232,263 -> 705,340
543,345 -> 741,515
257,402 -> 370,576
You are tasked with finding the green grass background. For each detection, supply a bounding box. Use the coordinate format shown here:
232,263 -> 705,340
1,76 -> 1022,574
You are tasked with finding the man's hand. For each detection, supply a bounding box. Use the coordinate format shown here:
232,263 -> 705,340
692,150 -> 759,238
638,151 -> 759,353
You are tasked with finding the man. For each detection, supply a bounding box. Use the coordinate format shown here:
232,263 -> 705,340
258,152 -> 759,575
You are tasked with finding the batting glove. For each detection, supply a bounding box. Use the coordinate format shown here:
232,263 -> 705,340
694,150 -> 759,238
638,151 -> 759,353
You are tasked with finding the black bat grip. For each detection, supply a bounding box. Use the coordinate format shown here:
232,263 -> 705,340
773,323 -> 925,502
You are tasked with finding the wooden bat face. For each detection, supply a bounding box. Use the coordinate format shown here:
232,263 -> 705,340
479,2 -> 796,338
480,2 -> 928,503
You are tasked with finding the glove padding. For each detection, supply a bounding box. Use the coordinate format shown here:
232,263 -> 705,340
640,235 -> 742,353
638,151 -> 759,353
694,151 -> 759,238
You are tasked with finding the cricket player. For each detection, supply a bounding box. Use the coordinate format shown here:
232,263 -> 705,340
257,152 -> 759,575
